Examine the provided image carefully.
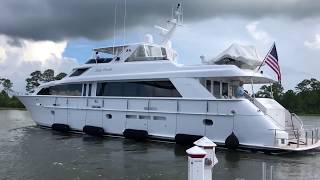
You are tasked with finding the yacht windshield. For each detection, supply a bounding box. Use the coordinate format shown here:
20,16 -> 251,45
126,45 -> 167,62
85,52 -> 114,64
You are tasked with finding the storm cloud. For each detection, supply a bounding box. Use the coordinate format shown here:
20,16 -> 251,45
0,0 -> 320,41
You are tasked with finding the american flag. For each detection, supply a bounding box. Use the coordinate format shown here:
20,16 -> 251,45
263,43 -> 281,82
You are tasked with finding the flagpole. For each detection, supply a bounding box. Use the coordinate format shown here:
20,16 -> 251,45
257,42 -> 275,72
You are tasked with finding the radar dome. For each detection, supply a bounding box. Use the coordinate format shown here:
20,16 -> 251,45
144,34 -> 154,44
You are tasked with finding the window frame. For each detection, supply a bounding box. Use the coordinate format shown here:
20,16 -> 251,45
96,81 -> 181,97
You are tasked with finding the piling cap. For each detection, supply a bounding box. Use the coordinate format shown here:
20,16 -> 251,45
194,136 -> 217,148
186,146 -> 207,158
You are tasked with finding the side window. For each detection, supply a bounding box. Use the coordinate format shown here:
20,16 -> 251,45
70,68 -> 89,77
206,80 -> 212,93
161,47 -> 167,58
82,84 -> 87,96
50,84 -> 82,96
213,81 -> 221,98
96,81 -> 181,97
37,88 -> 50,95
88,84 -> 92,96
222,83 -> 228,97
37,84 -> 82,96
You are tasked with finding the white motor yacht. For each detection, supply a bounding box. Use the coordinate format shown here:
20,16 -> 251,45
16,5 -> 320,152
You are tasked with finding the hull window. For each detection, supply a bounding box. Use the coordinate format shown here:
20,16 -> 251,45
37,84 -> 82,96
96,81 -> 181,97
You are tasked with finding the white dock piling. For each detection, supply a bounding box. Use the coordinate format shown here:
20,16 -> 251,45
194,137 -> 218,180
186,136 -> 218,180
186,146 -> 207,180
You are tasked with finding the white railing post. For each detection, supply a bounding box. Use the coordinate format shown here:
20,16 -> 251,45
262,162 -> 266,180
312,129 -> 314,144
305,131 -> 308,145
316,128 -> 319,143
186,146 -> 207,180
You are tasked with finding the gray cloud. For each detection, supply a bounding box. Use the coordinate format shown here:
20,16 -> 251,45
1,0 -> 320,41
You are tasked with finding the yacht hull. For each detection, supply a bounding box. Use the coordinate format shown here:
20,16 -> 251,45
18,95 -> 320,152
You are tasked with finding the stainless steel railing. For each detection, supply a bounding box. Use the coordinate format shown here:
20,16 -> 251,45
270,128 -> 319,148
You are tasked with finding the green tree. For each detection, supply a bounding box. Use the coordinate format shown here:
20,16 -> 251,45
309,78 -> 320,91
2,79 -> 13,90
42,69 -> 55,82
0,78 -> 13,90
0,77 -> 24,109
26,70 -> 42,93
294,79 -> 320,93
255,82 -> 284,101
26,69 -> 67,93
55,72 -> 67,80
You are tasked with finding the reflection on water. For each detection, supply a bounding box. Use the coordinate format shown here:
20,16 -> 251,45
0,110 -> 320,180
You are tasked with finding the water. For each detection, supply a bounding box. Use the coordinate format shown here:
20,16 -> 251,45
0,110 -> 320,180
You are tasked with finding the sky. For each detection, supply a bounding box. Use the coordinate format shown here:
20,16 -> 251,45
0,0 -> 320,91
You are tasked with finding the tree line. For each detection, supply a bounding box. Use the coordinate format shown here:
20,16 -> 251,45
0,69 -> 67,108
0,78 -> 23,108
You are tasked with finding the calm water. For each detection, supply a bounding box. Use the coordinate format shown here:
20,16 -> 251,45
1,110 -> 320,180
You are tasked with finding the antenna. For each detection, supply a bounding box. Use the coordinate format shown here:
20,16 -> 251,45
154,3 -> 183,45
171,5 -> 174,20
112,0 -> 118,55
123,0 -> 127,53
181,5 -> 184,24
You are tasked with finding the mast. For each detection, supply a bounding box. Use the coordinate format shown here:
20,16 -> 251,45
155,3 -> 183,45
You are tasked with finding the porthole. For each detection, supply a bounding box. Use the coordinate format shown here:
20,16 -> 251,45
139,115 -> 151,120
126,115 -> 137,119
153,116 -> 166,121
105,114 -> 112,119
203,119 -> 213,126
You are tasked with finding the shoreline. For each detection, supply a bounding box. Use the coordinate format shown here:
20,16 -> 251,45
0,107 -> 26,110
298,114 -> 320,116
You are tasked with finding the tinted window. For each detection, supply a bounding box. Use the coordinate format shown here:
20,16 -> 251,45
126,45 -> 168,62
85,58 -> 113,64
37,84 -> 82,96
82,84 -> 87,96
222,83 -> 228,97
206,80 -> 211,92
88,84 -> 92,96
213,81 -> 220,98
37,88 -> 50,95
96,81 -> 181,97
70,68 -> 89,77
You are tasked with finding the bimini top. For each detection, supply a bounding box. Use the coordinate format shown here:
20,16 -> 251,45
204,43 -> 263,70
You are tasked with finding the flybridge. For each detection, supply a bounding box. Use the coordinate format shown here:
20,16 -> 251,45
86,43 -> 177,64
85,3 -> 183,65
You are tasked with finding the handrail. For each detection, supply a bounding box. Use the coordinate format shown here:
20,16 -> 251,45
291,113 -> 304,129
269,128 -> 319,147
